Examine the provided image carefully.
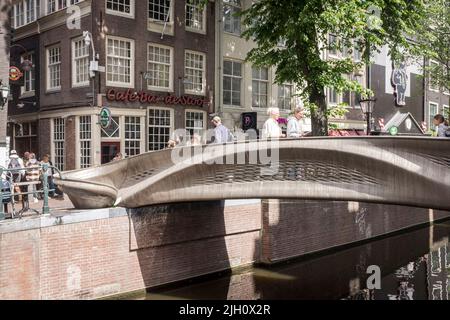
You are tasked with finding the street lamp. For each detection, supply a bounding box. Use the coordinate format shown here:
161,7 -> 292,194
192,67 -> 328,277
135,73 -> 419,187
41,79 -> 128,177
83,31 -> 98,107
0,80 -> 10,110
359,96 -> 377,135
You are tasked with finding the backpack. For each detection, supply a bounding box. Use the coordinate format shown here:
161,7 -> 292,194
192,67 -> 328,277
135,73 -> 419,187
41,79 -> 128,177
8,158 -> 21,171
445,129 -> 450,138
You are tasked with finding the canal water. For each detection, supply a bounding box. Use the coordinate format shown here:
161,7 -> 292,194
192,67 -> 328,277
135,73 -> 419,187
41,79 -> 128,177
134,221 -> 450,300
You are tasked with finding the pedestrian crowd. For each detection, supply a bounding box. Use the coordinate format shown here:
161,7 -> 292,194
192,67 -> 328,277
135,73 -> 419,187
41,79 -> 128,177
3,150 -> 64,205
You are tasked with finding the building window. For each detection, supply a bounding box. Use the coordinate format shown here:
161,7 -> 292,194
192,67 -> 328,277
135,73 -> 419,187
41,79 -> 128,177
185,51 -> 206,95
185,111 -> 206,138
106,36 -> 134,88
443,105 -> 449,119
53,118 -> 65,171
125,116 -> 142,157
47,46 -> 61,91
223,0 -> 241,35
147,43 -> 173,91
328,34 -> 342,57
148,108 -> 173,151
252,67 -> 269,108
186,0 -> 205,32
72,37 -> 90,87
148,0 -> 171,22
106,0 -> 134,17
223,60 -> 242,107
79,115 -> 92,169
278,84 -> 293,110
25,0 -> 36,24
21,52 -> 35,94
101,116 -> 120,138
429,60 -> 440,92
428,102 -> 439,130
14,1 -> 25,28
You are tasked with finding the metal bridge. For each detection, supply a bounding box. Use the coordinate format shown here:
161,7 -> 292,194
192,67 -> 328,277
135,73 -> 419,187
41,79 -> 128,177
56,137 -> 450,211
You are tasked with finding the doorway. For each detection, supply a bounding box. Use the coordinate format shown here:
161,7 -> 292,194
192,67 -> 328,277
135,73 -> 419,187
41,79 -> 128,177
101,142 -> 120,164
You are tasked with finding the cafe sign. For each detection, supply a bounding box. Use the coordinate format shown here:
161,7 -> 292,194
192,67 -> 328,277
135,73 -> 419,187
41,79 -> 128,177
99,107 -> 112,129
106,89 -> 210,107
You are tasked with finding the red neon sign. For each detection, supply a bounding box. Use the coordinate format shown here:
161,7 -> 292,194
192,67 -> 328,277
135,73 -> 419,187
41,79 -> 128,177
106,89 -> 210,107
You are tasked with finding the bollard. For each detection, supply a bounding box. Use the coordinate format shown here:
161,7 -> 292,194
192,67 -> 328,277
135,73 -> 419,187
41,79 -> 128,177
42,163 -> 50,215
0,167 -> 4,221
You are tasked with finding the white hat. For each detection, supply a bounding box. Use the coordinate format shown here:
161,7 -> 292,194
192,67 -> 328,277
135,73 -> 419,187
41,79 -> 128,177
9,150 -> 19,159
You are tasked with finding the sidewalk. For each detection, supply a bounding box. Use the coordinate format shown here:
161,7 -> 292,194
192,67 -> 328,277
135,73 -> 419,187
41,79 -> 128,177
2,196 -> 75,219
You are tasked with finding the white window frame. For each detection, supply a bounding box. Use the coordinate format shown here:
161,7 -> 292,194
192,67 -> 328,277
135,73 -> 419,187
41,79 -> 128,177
442,105 -> 449,118
147,43 -> 174,92
223,59 -> 242,107
185,109 -> 207,138
327,87 -> 342,107
184,50 -> 206,96
278,83 -> 293,111
105,0 -> 135,19
106,35 -> 135,88
21,51 -> 35,97
51,118 -> 65,172
77,115 -> 93,169
148,0 -> 173,23
72,36 -> 90,88
252,66 -> 269,109
428,101 -> 439,130
185,0 -> 207,34
223,0 -> 242,36
429,60 -> 441,92
147,107 -> 174,152
46,45 -> 61,92
328,34 -> 342,59
124,116 -> 143,157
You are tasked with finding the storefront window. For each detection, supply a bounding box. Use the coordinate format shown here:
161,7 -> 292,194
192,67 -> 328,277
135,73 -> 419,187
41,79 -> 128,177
79,116 -> 92,169
148,108 -> 172,151
101,116 -> 120,138
125,116 -> 142,157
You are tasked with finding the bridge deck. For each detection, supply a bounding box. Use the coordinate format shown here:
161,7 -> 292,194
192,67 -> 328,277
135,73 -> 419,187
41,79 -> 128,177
55,137 -> 450,211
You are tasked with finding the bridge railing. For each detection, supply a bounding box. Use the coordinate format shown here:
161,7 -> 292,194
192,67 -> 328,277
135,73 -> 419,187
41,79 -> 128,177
0,164 -> 63,220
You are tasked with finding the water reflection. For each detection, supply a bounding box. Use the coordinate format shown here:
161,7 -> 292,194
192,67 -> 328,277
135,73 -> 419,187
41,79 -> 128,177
139,221 -> 450,300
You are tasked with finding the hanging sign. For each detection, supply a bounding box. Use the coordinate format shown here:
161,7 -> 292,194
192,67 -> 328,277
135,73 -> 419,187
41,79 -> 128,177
9,66 -> 23,82
99,107 -> 112,129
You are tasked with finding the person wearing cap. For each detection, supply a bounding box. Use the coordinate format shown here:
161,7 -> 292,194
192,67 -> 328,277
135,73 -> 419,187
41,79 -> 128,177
211,116 -> 233,144
6,150 -> 25,202
262,108 -> 285,139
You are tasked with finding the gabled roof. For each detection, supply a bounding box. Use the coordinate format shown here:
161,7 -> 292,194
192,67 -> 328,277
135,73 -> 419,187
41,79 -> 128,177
383,111 -> 425,134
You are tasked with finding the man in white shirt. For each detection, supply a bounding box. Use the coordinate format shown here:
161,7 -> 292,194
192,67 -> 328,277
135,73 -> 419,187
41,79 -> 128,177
287,107 -> 304,138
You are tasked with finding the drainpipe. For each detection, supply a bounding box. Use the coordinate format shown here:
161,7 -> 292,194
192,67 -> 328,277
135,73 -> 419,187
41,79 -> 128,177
215,0 -> 223,119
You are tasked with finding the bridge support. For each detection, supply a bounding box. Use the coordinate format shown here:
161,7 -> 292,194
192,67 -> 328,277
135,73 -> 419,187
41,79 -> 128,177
260,199 -> 450,265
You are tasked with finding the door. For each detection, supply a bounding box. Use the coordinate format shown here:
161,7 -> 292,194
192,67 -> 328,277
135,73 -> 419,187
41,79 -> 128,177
101,142 -> 121,164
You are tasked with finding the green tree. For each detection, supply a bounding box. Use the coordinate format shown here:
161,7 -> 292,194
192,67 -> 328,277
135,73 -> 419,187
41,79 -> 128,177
240,0 -> 426,136
413,0 -> 450,94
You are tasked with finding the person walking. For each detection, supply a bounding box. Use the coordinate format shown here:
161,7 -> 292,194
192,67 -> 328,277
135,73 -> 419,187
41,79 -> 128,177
211,116 -> 233,144
26,153 -> 40,203
6,150 -> 25,202
432,114 -> 449,137
262,108 -> 285,139
287,107 -> 305,138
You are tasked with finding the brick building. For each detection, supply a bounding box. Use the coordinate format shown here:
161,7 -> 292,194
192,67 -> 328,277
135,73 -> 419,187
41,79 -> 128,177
8,0 -> 215,171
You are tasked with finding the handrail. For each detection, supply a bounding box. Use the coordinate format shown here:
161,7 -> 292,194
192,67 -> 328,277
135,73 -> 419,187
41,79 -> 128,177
0,164 -> 64,220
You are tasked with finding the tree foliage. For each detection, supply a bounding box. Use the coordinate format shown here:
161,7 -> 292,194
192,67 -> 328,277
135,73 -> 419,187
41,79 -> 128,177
413,0 -> 450,94
240,0 -> 427,135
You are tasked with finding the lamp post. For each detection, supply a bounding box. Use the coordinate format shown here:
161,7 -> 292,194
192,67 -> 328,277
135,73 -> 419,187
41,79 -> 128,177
359,96 -> 377,135
83,31 -> 98,107
0,80 -> 10,110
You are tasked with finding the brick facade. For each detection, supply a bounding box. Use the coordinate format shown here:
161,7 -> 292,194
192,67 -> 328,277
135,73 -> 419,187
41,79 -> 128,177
0,0 -> 11,165
1,200 -> 449,300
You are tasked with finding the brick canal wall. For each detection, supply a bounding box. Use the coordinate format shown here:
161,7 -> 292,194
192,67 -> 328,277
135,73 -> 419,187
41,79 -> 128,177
0,200 -> 449,300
